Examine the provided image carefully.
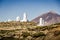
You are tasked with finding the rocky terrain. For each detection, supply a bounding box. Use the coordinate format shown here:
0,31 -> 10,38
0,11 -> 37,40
0,21 -> 60,40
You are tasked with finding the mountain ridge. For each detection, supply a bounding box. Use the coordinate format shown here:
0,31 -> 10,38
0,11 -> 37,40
31,11 -> 60,25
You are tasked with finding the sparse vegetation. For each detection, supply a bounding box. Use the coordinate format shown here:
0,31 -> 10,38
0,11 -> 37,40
32,32 -> 46,37
22,32 -> 30,37
0,22 -> 60,40
54,30 -> 60,36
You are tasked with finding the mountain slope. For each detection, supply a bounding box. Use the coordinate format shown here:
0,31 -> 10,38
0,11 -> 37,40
32,11 -> 60,25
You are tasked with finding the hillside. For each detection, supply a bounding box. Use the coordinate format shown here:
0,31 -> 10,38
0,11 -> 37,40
32,11 -> 60,25
0,21 -> 60,40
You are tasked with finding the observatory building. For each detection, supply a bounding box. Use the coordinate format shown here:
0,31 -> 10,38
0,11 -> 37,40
38,18 -> 45,26
16,16 -> 20,21
21,12 -> 28,22
15,12 -> 28,22
7,12 -> 28,22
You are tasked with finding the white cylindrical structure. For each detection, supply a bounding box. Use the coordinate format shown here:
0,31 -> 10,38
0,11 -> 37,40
40,18 -> 43,26
39,18 -> 44,26
16,16 -> 20,21
23,12 -> 27,22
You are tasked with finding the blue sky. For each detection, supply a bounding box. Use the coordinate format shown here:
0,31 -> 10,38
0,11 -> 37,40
0,0 -> 60,22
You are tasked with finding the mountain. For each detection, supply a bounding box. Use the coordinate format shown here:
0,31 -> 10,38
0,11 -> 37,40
31,11 -> 60,25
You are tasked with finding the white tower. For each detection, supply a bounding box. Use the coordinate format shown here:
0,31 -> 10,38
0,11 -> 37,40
38,18 -> 45,26
22,12 -> 27,22
16,16 -> 20,21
